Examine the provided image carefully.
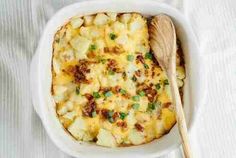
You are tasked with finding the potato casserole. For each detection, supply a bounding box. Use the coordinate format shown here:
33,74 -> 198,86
52,13 -> 185,147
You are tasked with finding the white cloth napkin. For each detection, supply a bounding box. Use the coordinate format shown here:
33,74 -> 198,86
1,0 -> 236,158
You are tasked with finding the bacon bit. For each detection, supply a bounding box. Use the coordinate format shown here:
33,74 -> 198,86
113,86 -> 121,94
104,46 -> 124,54
107,59 -> 119,72
114,46 -> 123,54
117,121 -> 127,128
135,123 -> 144,132
144,69 -> 149,76
96,109 -> 100,114
100,109 -> 109,119
84,93 -> 93,100
136,54 -> 145,64
122,72 -> 127,80
151,66 -> 155,78
136,83 -> 148,92
112,112 -> 119,121
122,93 -> 131,99
104,47 -> 109,52
145,88 -> 157,102
163,102 -> 172,108
100,87 -> 111,93
87,51 -> 96,58
78,60 -> 90,73
135,70 -> 141,77
83,99 -> 96,117
138,84 -> 157,102
66,60 -> 91,84
83,93 -> 97,117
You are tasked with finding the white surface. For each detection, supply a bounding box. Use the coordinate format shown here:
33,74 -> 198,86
0,0 -> 236,158
30,1 -> 201,157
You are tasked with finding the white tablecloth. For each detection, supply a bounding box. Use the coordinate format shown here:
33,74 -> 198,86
0,0 -> 236,157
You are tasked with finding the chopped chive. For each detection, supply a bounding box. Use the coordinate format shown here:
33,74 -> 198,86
89,44 -> 97,51
92,111 -> 97,117
107,110 -> 114,123
108,117 -> 114,123
138,91 -> 146,97
119,112 -> 128,120
109,33 -> 117,40
100,59 -> 106,64
97,56 -> 107,64
108,70 -> 115,75
75,87 -> 80,95
147,103 -> 156,111
147,102 -> 161,112
131,76 -> 137,82
155,83 -> 161,90
93,92 -> 101,99
132,95 -> 140,101
108,110 -> 114,118
132,103 -> 140,110
144,63 -> 149,69
120,89 -> 127,95
127,55 -> 134,61
104,91 -> 113,97
145,52 -> 153,60
163,79 -> 169,85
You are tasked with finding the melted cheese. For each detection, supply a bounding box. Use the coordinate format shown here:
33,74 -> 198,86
52,13 -> 185,147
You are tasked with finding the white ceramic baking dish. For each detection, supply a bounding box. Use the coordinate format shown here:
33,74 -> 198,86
30,0 -> 205,157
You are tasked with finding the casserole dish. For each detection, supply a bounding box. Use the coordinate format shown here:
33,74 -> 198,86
30,0 -> 204,157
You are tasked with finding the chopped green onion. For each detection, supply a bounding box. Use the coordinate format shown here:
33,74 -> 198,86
138,91 -> 146,97
147,103 -> 156,111
107,110 -> 114,123
147,102 -> 161,112
109,33 -> 117,40
108,70 -> 115,75
97,56 -> 107,64
104,91 -> 113,97
132,95 -> 140,101
108,110 -> 114,118
163,79 -> 169,85
120,89 -> 127,95
145,52 -> 153,60
119,112 -> 128,120
127,55 -> 134,61
108,117 -> 114,123
132,103 -> 140,110
75,87 -> 80,95
89,44 -> 97,51
100,59 -> 106,64
155,83 -> 161,90
93,92 -> 101,99
92,111 -> 97,117
144,63 -> 149,69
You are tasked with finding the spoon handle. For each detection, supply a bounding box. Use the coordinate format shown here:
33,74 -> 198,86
168,69 -> 192,158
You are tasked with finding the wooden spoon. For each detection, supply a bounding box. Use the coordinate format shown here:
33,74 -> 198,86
149,14 -> 192,158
